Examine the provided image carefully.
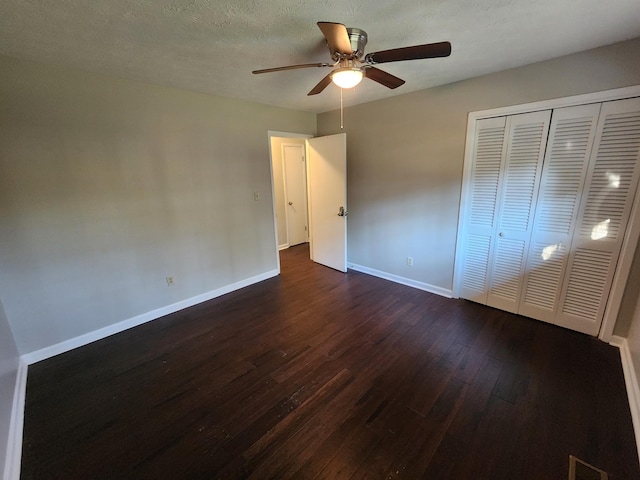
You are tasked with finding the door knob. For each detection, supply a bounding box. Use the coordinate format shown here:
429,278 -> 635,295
288,201 -> 293,205
337,206 -> 347,217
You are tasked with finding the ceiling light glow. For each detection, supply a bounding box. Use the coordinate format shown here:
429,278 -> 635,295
331,68 -> 363,89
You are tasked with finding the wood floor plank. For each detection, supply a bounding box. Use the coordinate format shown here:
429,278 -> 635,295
20,244 -> 640,479
385,377 -> 468,479
289,386 -> 387,479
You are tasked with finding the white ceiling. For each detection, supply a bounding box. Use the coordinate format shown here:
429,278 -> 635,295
1,0 -> 640,113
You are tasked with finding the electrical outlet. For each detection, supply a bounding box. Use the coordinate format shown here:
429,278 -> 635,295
406,257 -> 414,267
166,276 -> 174,286
254,191 -> 260,201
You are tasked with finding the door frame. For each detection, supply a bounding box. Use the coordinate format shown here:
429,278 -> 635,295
268,131 -> 314,273
453,85 -> 640,342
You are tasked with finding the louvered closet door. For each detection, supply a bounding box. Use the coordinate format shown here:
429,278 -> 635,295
485,110 -> 551,313
555,97 -> 640,335
458,116 -> 507,303
519,104 -> 601,323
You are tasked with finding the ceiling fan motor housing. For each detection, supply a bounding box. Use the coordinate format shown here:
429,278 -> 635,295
344,28 -> 368,59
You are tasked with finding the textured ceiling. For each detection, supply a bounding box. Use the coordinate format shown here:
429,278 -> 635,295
1,0 -> 640,113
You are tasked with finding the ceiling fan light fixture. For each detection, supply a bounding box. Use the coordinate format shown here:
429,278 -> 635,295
253,22 -> 452,97
331,67 -> 363,89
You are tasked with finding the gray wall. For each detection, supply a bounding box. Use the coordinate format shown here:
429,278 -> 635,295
615,243 -> 640,336
0,297 -> 19,477
318,37 -> 640,299
0,55 -> 316,354
625,287 -> 640,383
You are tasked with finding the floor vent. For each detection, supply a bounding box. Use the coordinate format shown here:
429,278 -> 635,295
569,455 -> 608,480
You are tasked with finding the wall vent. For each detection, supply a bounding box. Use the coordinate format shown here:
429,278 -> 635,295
568,455 -> 608,480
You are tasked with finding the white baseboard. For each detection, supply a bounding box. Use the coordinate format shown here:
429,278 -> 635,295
347,263 -> 453,298
3,358 -> 27,480
22,269 -> 279,365
278,243 -> 289,251
610,335 -> 640,462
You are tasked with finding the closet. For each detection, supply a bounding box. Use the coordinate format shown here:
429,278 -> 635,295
456,97 -> 640,336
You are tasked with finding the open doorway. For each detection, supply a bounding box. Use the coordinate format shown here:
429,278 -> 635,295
268,131 -> 348,273
269,132 -> 313,251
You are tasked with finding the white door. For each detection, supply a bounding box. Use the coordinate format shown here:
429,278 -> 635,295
519,103 -> 601,323
457,112 -> 551,312
457,116 -> 507,304
307,133 -> 347,272
555,97 -> 640,335
485,110 -> 551,313
283,143 -> 308,246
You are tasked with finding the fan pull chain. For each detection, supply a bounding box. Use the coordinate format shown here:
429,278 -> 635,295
340,88 -> 344,129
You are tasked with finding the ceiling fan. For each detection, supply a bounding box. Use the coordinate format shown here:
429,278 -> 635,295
252,22 -> 451,96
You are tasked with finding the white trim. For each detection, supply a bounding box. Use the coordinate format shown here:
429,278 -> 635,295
3,358 -> 27,480
348,263 -> 453,298
599,168 -> 640,342
278,243 -> 290,251
267,131 -> 314,139
268,134 -> 282,274
610,335 -> 640,462
22,269 -> 278,365
468,85 -> 640,121
281,142 -> 291,248
305,140 -> 314,261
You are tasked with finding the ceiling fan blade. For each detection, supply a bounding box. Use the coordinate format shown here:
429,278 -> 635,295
364,67 -> 405,89
252,62 -> 332,74
308,73 -> 334,96
317,22 -> 353,55
366,41 -> 451,64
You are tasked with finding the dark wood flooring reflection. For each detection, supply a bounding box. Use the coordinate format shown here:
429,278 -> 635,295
21,244 -> 640,479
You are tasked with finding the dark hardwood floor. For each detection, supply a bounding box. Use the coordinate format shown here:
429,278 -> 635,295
21,244 -> 640,479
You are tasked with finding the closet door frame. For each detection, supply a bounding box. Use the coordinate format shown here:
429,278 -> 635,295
454,85 -> 640,342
